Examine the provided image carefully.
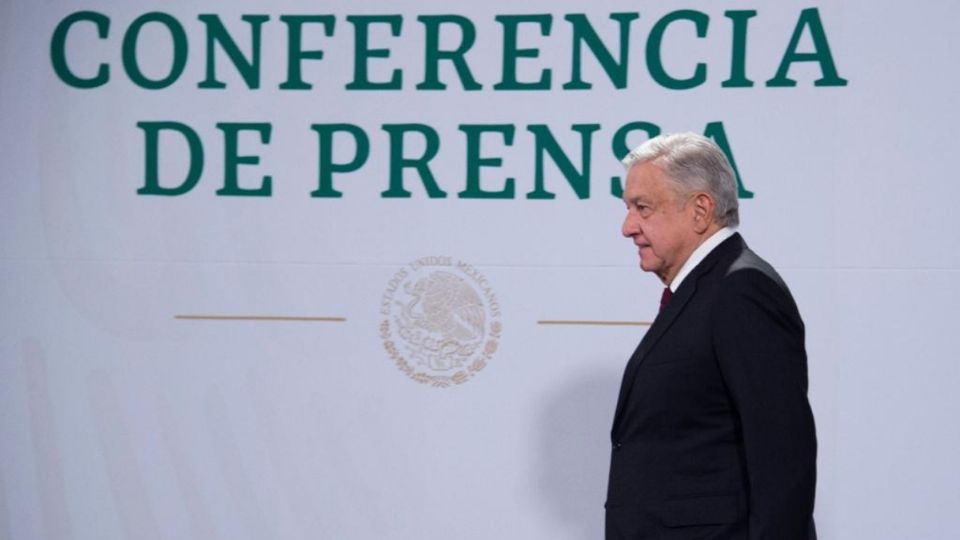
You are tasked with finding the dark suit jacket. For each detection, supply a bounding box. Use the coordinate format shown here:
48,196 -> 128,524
606,233 -> 817,540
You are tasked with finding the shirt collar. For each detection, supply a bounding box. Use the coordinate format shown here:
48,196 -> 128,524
669,226 -> 737,292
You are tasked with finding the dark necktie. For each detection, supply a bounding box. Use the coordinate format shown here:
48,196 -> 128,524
660,287 -> 673,312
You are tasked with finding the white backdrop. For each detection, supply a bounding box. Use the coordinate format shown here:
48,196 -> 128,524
3,1 -> 960,539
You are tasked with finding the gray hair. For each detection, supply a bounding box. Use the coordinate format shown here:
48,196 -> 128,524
621,132 -> 740,227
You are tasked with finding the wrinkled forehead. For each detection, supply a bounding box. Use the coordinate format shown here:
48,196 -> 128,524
622,161 -> 673,201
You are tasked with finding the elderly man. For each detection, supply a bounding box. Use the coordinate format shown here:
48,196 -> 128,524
605,133 -> 817,539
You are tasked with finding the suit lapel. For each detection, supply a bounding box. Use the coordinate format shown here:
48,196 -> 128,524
611,234 -> 744,438
610,279 -> 697,436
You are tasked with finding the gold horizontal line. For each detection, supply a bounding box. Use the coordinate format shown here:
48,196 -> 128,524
175,315 -> 346,322
537,320 -> 652,327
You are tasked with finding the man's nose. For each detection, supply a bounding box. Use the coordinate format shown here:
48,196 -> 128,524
622,214 -> 636,238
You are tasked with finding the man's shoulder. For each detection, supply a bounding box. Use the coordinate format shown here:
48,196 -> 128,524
691,234 -> 793,301
716,243 -> 799,314
725,246 -> 786,288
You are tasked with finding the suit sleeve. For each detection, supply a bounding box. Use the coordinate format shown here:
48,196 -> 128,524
712,269 -> 817,540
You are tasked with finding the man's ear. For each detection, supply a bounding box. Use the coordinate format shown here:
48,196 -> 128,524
691,192 -> 715,234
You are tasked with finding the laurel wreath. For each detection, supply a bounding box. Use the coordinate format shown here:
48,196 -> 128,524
380,319 -> 501,388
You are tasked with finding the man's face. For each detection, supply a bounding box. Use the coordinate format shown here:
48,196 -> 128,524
621,162 -> 699,285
